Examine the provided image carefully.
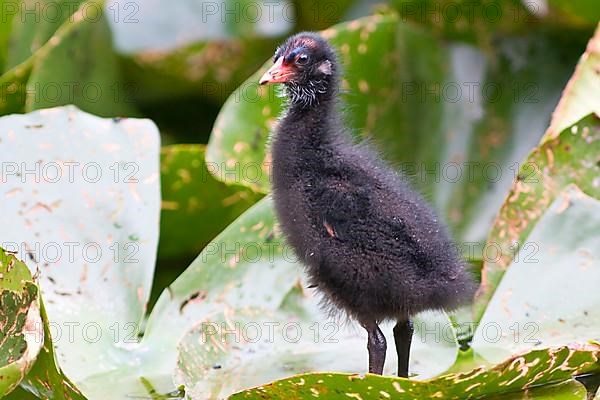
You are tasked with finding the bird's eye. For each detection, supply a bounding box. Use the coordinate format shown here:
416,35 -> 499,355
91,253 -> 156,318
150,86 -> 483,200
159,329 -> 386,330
296,54 -> 309,65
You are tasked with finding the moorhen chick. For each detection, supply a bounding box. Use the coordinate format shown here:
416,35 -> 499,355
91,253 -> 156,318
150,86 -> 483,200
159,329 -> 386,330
260,32 -> 475,377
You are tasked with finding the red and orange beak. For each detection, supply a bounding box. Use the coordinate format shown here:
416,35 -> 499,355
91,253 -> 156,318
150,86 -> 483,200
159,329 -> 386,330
259,57 -> 295,85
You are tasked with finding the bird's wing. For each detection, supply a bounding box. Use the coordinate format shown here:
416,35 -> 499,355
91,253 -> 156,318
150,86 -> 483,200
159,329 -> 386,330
316,179 -> 371,241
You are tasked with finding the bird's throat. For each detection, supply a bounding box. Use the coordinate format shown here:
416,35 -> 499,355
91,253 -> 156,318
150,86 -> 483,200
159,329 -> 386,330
271,78 -> 341,174
284,74 -> 339,111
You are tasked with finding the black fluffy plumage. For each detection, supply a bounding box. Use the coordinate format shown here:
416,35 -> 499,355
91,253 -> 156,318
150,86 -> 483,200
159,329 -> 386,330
261,32 -> 476,377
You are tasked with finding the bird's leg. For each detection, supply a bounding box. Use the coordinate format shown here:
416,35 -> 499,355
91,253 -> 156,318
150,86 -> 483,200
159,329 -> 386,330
393,319 -> 414,378
361,321 -> 387,375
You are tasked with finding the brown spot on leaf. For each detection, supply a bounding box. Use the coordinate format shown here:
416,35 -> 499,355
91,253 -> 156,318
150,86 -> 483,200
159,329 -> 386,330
179,291 -> 207,314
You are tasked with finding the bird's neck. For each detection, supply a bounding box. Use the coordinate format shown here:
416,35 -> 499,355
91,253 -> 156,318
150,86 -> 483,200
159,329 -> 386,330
276,94 -> 339,148
279,77 -> 340,142
271,92 -> 342,192
270,79 -> 343,186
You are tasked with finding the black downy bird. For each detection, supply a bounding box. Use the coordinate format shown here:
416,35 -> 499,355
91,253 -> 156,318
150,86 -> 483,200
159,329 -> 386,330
260,32 -> 475,377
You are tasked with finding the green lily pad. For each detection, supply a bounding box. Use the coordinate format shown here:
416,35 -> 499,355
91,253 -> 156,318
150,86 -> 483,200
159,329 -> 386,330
176,307 -> 457,399
474,113 -> 600,321
25,0 -> 137,116
545,24 -> 600,139
0,58 -> 33,115
493,379 -> 586,400
293,0 -> 356,31
472,185 -> 600,363
546,1 -> 600,28
390,0 -> 534,47
230,343 -> 599,399
473,24 -> 600,321
118,37 -> 280,105
0,0 -> 137,118
474,24 -> 600,320
4,0 -> 86,69
2,387 -> 40,400
0,0 -> 18,73
18,300 -> 86,400
1,106 -> 160,398
390,0 -> 598,38
0,249 -> 43,397
159,144 -> 262,259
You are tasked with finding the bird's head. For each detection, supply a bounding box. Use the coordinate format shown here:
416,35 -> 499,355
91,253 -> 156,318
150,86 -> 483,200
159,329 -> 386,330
259,32 -> 337,108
